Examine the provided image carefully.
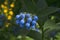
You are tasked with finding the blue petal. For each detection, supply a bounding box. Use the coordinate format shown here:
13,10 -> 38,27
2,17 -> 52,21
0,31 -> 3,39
33,16 -> 38,21
27,17 -> 32,23
25,23 -> 30,27
16,15 -> 20,19
20,13 -> 25,19
25,13 -> 30,18
25,23 -> 30,29
32,21 -> 36,25
31,25 -> 35,29
20,19 -> 25,25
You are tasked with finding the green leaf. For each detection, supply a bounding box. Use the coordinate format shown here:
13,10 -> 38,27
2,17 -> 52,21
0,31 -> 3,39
43,20 -> 55,30
44,27 -> 60,39
38,16 -> 49,26
43,20 -> 60,39
37,7 -> 59,17
37,0 -> 48,11
37,7 -> 59,26
22,0 -> 47,13
56,33 -> 60,40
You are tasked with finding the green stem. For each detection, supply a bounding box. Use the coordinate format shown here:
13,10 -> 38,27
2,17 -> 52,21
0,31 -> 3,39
42,27 -> 44,40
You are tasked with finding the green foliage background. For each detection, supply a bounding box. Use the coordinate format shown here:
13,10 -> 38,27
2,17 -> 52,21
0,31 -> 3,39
0,0 -> 60,40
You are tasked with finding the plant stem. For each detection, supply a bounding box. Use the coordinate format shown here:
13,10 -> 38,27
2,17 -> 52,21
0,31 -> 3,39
42,27 -> 44,40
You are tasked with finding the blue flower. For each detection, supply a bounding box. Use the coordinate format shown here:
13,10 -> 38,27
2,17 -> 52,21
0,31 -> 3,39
19,19 -> 25,28
19,19 -> 25,25
32,21 -> 36,25
15,12 -> 39,31
16,15 -> 20,19
27,17 -> 32,23
25,13 -> 30,18
25,23 -> 30,29
33,16 -> 38,21
20,13 -> 25,19
31,25 -> 35,29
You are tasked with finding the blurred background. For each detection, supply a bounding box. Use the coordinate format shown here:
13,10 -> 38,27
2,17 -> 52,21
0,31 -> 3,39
0,0 -> 60,40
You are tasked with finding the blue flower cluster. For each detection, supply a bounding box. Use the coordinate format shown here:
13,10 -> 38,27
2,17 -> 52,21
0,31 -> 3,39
15,12 -> 38,30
